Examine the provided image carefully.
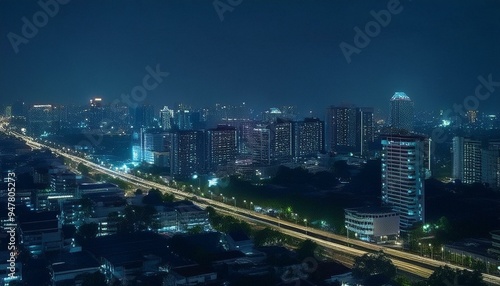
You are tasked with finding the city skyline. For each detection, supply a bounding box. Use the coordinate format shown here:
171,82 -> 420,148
2,1 -> 500,116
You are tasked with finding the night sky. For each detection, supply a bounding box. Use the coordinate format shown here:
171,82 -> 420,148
1,0 -> 500,116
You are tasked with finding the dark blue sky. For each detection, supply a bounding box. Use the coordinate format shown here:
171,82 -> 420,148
1,0 -> 499,116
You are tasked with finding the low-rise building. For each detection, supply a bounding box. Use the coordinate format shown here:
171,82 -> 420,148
488,230 -> 500,258
49,251 -> 100,286
344,207 -> 399,243
165,265 -> 217,286
154,200 -> 209,233
18,210 -> 62,255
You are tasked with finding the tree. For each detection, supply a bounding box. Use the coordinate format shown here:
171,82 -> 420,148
79,197 -> 94,217
352,251 -> 397,285
331,160 -> 350,181
80,271 -> 107,286
427,266 -> 486,286
75,223 -> 98,246
77,163 -> 90,176
253,228 -> 288,247
296,239 -> 318,260
117,205 -> 157,233
187,225 -> 203,234
143,189 -> 165,205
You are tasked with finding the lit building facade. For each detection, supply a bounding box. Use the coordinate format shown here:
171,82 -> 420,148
358,107 -> 374,156
270,118 -> 293,163
159,106 -> 173,130
143,131 -> 173,167
326,106 -> 357,153
28,104 -> 54,137
390,92 -> 414,132
453,137 -> 482,184
326,106 -> 373,155
206,125 -> 237,171
345,207 -> 400,242
482,140 -> 500,189
171,130 -> 204,178
293,117 -> 324,159
88,97 -> 104,129
381,134 -> 428,231
248,125 -> 271,165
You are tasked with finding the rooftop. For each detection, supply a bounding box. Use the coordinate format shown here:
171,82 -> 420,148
50,251 -> 100,273
390,91 -> 411,101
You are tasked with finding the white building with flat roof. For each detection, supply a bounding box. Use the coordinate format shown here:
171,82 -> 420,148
345,207 -> 399,243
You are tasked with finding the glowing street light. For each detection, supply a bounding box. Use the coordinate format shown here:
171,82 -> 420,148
429,243 -> 433,259
304,218 -> 308,235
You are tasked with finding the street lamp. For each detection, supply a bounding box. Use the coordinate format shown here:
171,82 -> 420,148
441,247 -> 444,261
304,219 -> 308,235
429,243 -> 433,259
419,242 -> 422,256
232,197 -> 236,208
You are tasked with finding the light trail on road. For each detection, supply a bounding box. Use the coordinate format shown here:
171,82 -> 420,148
6,129 -> 500,285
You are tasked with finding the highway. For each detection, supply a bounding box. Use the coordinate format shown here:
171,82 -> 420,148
4,129 -> 500,285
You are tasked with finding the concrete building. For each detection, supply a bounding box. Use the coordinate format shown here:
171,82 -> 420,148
206,125 -> 237,171
453,137 -> 482,184
49,251 -> 101,286
18,210 -> 62,255
482,140 -> 500,189
381,134 -> 429,231
154,201 -> 210,233
159,106 -> 173,130
270,118 -> 293,163
248,125 -> 272,166
170,130 -> 204,179
344,207 -> 400,242
390,92 -> 414,132
293,117 -> 324,159
489,230 -> 500,259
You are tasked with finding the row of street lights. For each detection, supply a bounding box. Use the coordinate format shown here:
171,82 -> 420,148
417,242 -> 445,260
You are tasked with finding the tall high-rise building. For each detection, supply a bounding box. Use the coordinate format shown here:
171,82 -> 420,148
159,106 -> 173,130
248,125 -> 272,165
88,97 -> 104,129
270,118 -> 293,163
28,104 -> 54,137
171,130 -> 204,178
453,137 -> 482,184
237,121 -> 256,155
174,109 -> 193,130
326,106 -> 357,153
12,100 -> 26,118
326,106 -> 374,155
293,117 -> 324,159
390,92 -> 414,132
482,140 -> 500,189
358,107 -> 374,156
130,104 -> 155,128
381,134 -> 429,231
206,125 -> 237,171
143,130 -> 172,167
